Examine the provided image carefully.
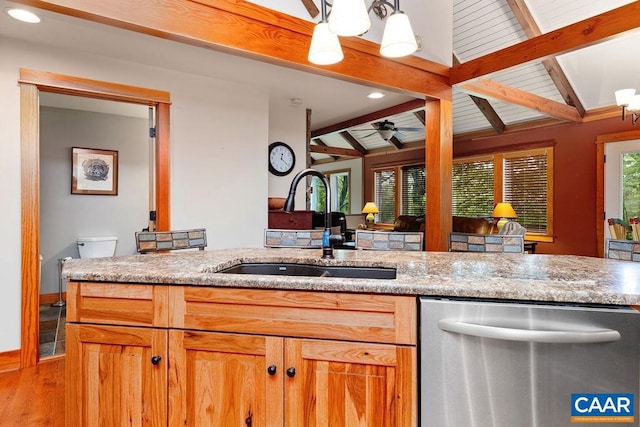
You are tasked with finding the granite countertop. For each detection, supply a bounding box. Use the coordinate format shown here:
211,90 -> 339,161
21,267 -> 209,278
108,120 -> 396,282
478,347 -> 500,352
62,248 -> 640,306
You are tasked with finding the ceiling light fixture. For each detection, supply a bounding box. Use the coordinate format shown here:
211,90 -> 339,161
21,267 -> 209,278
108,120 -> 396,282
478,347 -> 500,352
307,0 -> 344,65
308,0 -> 417,66
367,91 -> 384,99
6,8 -> 41,24
615,89 -> 640,125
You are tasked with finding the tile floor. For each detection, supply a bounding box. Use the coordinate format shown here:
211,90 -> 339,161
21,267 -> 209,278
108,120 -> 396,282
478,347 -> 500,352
39,303 -> 66,358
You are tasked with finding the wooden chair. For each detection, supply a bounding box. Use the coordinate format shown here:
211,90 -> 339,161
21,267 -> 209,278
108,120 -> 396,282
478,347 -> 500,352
135,228 -> 207,253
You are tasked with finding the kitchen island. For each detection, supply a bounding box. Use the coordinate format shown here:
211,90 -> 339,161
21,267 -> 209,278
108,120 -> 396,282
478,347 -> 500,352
62,248 -> 640,426
63,247 -> 640,305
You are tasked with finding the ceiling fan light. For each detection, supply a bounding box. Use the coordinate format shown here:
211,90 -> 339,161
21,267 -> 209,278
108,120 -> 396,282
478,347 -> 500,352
328,0 -> 371,37
615,89 -> 636,107
379,129 -> 395,140
308,22 -> 344,65
380,11 -> 417,58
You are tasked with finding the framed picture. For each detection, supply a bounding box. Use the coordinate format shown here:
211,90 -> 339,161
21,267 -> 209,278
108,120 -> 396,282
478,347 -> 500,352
71,147 -> 119,195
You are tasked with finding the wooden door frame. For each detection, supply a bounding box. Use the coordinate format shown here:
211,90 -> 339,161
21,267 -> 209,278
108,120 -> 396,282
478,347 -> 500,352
19,68 -> 171,368
595,129 -> 640,257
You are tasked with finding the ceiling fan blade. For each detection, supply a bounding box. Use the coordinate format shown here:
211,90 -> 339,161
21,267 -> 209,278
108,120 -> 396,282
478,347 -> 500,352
394,131 -> 406,139
395,127 -> 423,132
300,0 -> 319,18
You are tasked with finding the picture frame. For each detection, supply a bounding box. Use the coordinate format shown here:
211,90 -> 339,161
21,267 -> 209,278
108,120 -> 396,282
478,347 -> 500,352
71,147 -> 119,195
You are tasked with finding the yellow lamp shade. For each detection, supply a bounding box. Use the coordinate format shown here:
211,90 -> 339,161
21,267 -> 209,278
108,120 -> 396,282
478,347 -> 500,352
362,202 -> 379,214
492,202 -> 517,231
492,202 -> 517,219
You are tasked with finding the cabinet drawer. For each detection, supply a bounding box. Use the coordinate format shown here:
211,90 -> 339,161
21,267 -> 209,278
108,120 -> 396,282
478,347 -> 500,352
170,287 -> 416,345
67,281 -> 169,327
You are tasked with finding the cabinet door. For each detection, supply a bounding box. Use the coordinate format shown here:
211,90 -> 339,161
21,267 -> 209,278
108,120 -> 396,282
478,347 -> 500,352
169,330 -> 284,426
285,339 -> 416,427
66,324 -> 168,427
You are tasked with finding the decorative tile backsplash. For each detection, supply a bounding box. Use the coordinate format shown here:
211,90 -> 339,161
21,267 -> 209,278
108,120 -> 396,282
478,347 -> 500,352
606,239 -> 640,262
355,230 -> 423,251
449,233 -> 524,253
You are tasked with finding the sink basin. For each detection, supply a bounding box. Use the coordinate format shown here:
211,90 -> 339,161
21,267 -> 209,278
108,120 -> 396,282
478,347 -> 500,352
219,263 -> 396,279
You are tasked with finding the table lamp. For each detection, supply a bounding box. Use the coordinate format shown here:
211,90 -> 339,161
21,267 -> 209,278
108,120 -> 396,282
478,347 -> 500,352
362,202 -> 379,229
492,202 -> 517,231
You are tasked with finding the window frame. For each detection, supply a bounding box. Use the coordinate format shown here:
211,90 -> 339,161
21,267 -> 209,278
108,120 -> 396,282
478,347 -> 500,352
310,168 -> 351,214
372,162 -> 426,225
453,147 -> 554,242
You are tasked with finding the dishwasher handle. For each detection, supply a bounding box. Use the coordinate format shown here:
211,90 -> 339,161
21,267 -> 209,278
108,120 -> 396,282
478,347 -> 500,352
438,319 -> 621,344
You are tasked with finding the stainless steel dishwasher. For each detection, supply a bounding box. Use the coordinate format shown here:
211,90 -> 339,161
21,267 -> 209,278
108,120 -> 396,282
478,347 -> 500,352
420,297 -> 639,426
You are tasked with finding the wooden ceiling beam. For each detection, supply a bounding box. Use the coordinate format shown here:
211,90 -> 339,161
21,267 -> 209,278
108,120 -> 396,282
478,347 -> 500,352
338,132 -> 368,154
469,94 -> 505,133
309,145 -> 364,158
453,54 -> 505,134
451,2 -> 640,84
312,137 -> 339,160
458,79 -> 582,122
506,0 -> 586,117
14,0 -> 450,99
311,98 -> 426,136
413,110 -> 425,125
388,136 -> 403,150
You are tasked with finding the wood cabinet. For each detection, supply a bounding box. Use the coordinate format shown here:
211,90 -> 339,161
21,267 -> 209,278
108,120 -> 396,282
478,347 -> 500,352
66,281 -> 417,426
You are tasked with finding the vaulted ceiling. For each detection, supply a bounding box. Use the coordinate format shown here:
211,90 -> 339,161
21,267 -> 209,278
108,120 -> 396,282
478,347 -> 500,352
2,0 -> 638,165
308,0 -> 640,164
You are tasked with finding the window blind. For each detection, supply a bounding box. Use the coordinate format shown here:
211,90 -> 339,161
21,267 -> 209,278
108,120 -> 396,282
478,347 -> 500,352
374,169 -> 396,223
503,152 -> 548,233
401,165 -> 426,216
452,159 -> 494,216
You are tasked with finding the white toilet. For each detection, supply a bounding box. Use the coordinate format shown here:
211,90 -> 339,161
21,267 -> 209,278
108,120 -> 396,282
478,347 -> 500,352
77,236 -> 118,258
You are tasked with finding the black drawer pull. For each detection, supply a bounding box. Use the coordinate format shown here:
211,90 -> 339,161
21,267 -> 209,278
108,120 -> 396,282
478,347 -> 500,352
286,367 -> 296,378
267,365 -> 277,375
151,355 -> 162,365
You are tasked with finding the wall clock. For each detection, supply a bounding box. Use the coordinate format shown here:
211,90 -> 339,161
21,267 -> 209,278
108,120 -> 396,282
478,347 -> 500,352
268,141 -> 296,176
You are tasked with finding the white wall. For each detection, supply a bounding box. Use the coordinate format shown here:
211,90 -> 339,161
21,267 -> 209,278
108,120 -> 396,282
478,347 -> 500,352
0,35 -> 282,352
268,98 -> 308,209
39,107 -> 149,295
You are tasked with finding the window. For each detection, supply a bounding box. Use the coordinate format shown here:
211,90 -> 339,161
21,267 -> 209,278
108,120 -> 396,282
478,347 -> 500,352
374,169 -> 396,223
310,170 -> 350,214
453,147 -> 554,239
374,164 -> 426,223
402,165 -> 426,216
623,151 -> 640,223
452,156 -> 494,217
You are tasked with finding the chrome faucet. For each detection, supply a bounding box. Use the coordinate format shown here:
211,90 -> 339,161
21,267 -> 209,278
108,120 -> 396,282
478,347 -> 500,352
284,168 -> 344,259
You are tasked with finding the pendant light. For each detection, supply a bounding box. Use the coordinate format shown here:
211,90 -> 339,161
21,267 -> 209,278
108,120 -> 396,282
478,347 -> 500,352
328,0 -> 371,37
380,1 -> 417,58
308,0 -> 344,65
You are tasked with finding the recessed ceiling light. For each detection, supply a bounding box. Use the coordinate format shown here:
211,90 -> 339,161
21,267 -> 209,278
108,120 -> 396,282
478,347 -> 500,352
367,92 -> 384,99
6,8 -> 41,24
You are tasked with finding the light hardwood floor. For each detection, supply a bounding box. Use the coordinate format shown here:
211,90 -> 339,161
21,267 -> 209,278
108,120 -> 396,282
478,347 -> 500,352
0,357 -> 65,426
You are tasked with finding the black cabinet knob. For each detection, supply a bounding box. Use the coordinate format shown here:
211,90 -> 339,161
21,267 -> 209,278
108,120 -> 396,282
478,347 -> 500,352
151,355 -> 162,365
286,367 -> 296,378
267,365 -> 277,375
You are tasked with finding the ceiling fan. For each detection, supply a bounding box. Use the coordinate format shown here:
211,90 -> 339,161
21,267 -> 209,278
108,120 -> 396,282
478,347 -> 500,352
351,120 -> 423,141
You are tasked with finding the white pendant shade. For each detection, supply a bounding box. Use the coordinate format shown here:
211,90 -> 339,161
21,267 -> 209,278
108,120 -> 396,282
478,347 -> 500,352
615,89 -> 636,107
308,22 -> 344,65
328,0 -> 371,37
380,12 -> 417,58
628,94 -> 640,113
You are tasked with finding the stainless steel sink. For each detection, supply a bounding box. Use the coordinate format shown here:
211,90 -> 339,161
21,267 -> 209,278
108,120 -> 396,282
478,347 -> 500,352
219,263 -> 396,279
